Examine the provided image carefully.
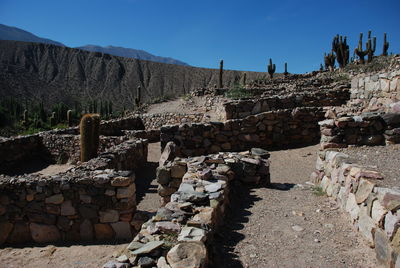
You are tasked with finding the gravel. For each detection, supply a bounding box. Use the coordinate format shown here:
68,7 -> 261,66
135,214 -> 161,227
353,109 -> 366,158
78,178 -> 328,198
339,144 -> 400,188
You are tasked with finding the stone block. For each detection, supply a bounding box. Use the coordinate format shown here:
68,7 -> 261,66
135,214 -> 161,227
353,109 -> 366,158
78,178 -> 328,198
30,223 -> 61,243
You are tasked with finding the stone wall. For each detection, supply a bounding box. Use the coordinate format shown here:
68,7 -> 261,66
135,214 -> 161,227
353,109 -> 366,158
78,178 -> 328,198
224,88 -> 350,120
139,113 -> 205,130
319,113 -> 400,149
161,107 -> 325,157
312,150 -> 400,267
103,150 -> 270,268
348,69 -> 400,113
0,137 -> 148,245
0,168 -> 136,245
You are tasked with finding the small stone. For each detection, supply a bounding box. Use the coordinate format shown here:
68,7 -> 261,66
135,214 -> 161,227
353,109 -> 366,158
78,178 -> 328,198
61,200 -> 76,216
116,184 -> 136,199
30,223 -> 61,243
167,242 -> 207,268
94,224 -> 114,240
155,221 -> 181,234
292,225 -> 304,232
111,176 -> 133,187
45,194 -> 64,205
99,210 -> 119,223
157,256 -> 171,268
355,179 -> 375,204
204,183 -> 222,193
178,227 -> 206,242
171,164 -> 187,179
138,256 -> 156,267
130,241 -> 164,255
116,255 -> 129,263
127,241 -> 144,250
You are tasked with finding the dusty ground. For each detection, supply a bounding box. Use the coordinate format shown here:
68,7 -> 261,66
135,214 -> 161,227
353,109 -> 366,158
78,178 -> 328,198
340,144 -> 400,188
0,144 -> 380,268
212,144 -> 378,268
34,163 -> 74,176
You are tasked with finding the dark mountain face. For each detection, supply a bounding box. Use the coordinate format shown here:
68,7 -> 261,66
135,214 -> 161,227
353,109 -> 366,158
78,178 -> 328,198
0,40 -> 265,111
0,24 -> 65,47
77,45 -> 190,66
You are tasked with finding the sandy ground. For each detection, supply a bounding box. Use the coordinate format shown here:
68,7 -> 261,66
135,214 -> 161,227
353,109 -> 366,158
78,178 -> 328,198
212,144 -> 378,268
33,164 -> 74,176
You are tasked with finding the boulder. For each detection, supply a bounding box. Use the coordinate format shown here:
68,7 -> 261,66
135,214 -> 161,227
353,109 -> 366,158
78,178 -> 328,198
167,242 -> 207,268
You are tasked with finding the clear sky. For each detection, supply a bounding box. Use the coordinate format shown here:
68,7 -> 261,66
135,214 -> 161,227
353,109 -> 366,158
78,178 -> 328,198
1,0 -> 399,73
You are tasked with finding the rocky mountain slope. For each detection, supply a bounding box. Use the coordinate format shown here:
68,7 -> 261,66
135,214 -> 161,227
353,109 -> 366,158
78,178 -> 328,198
76,45 -> 189,66
0,24 -> 64,47
0,40 -> 265,110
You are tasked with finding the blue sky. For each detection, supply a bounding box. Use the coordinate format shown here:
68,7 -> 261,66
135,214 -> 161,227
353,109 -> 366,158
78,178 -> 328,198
1,0 -> 399,73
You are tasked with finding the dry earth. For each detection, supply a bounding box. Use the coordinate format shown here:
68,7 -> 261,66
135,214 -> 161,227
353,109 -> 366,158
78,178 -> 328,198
0,144 -> 381,268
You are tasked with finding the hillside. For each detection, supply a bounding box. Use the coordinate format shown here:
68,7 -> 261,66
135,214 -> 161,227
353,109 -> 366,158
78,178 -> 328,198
76,45 -> 189,66
0,24 -> 64,47
0,40 -> 265,111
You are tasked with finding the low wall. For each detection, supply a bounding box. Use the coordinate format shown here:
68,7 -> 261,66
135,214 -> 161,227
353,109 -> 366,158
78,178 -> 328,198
312,150 -> 400,267
348,68 -> 400,113
161,107 -> 325,157
319,113 -> 400,149
139,113 -> 205,130
224,88 -> 349,120
103,150 -> 270,268
0,168 -> 136,245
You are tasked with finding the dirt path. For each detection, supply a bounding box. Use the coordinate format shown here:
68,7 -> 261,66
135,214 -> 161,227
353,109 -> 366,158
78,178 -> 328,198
212,144 -> 378,268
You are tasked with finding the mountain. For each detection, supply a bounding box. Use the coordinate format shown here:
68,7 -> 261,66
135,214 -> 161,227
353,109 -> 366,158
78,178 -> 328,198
0,23 -> 64,47
0,40 -> 265,111
77,45 -> 190,66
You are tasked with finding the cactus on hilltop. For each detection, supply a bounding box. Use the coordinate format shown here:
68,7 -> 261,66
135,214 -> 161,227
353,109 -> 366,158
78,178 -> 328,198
50,112 -> 56,127
366,30 -> 376,63
268,58 -> 276,79
382,33 -> 389,56
67,110 -> 72,127
324,52 -> 336,72
219,60 -> 224,88
354,32 -> 368,64
284,62 -> 288,77
332,34 -> 349,68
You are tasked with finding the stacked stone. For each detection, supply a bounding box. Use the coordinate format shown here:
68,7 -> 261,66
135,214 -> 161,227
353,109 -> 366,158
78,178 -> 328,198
161,107 -> 324,157
348,68 -> 400,113
104,149 -> 270,268
319,112 -> 400,149
124,129 -> 161,143
0,168 -> 136,245
312,150 -> 400,267
139,113 -> 205,130
100,116 -> 145,136
224,88 -> 350,120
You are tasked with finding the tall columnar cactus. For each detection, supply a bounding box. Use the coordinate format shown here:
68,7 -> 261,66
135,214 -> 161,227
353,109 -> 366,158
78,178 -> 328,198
135,86 -> 141,108
283,62 -> 288,77
50,112 -> 56,127
332,34 -> 349,68
382,32 -> 389,56
22,109 -> 28,127
219,60 -> 224,88
80,113 -> 100,162
320,63 -> 324,72
267,58 -> 276,79
324,52 -> 336,72
67,110 -> 72,127
366,30 -> 376,63
354,33 -> 368,64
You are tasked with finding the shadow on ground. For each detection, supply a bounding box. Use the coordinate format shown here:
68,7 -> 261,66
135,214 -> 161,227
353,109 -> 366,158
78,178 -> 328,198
134,161 -> 158,204
210,181 -> 262,268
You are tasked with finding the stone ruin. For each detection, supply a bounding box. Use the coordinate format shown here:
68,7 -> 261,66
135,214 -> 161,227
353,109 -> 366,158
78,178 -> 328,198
0,55 -> 400,267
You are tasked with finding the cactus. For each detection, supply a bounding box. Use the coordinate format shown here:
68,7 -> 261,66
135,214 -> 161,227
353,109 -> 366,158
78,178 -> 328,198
366,31 -> 376,63
324,52 -> 336,72
382,32 -> 389,56
67,110 -> 72,127
319,64 -> 324,72
283,62 -> 289,77
242,73 -> 247,86
219,60 -> 223,88
50,112 -> 56,127
332,34 -> 349,68
80,113 -> 100,162
354,33 -> 368,64
267,58 -> 276,79
135,86 -> 141,108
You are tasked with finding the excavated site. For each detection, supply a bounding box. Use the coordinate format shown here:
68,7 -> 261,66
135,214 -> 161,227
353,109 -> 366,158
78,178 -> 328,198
1,55 -> 400,268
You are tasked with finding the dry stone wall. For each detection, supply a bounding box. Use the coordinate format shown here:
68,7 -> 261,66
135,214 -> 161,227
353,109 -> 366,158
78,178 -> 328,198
348,69 -> 400,113
139,113 -> 205,130
224,88 -> 349,120
319,112 -> 400,149
312,150 -> 400,267
103,150 -> 270,268
161,107 -> 325,157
